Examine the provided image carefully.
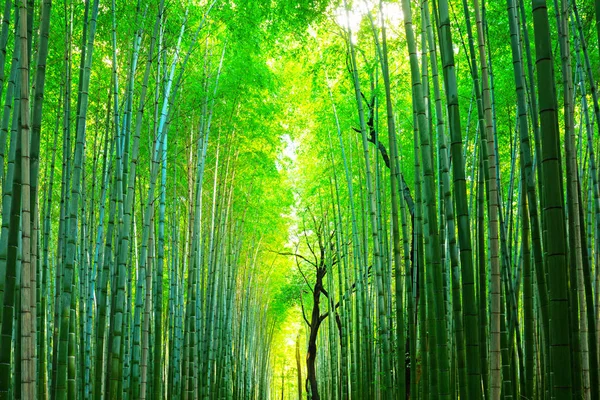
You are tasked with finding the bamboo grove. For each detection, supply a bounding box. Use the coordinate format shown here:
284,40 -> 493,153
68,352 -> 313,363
0,0 -> 599,399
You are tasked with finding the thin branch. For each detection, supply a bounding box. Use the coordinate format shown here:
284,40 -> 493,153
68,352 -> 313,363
268,249 -> 317,268
351,91 -> 415,217
301,216 -> 319,266
299,291 -> 311,328
319,265 -> 373,322
295,255 -> 314,294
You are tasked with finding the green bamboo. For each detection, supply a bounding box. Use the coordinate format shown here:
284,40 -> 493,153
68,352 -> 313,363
0,69 -> 22,400
0,17 -> 19,330
532,0 -> 572,397
402,1 -> 449,397
17,0 -> 34,396
343,1 -> 392,396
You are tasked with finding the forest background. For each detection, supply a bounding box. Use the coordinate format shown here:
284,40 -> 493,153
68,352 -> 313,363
0,0 -> 599,399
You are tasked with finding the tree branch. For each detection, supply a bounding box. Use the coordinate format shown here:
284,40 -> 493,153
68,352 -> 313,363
269,250 -> 317,268
301,216 -> 319,267
351,90 -> 415,217
295,255 -> 314,294
299,292 -> 311,328
319,265 -> 373,322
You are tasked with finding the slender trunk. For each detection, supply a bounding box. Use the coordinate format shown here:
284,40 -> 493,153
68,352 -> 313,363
531,0 -> 572,397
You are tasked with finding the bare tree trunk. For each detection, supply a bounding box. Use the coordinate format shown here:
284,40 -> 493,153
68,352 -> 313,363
306,270 -> 324,400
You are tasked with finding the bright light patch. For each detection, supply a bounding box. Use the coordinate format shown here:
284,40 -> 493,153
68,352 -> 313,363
333,5 -> 364,43
266,57 -> 275,69
281,134 -> 298,163
382,2 -> 403,27
333,1 -> 404,42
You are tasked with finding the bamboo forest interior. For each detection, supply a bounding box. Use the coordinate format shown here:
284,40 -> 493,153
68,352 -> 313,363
4,0 -> 600,399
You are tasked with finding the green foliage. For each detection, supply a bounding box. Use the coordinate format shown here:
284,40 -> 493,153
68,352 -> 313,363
2,0 -> 600,398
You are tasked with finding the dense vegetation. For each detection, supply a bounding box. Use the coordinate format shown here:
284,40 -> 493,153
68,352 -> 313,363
0,0 -> 599,398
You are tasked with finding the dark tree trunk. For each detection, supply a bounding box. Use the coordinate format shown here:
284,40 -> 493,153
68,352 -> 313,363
306,268 -> 325,400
